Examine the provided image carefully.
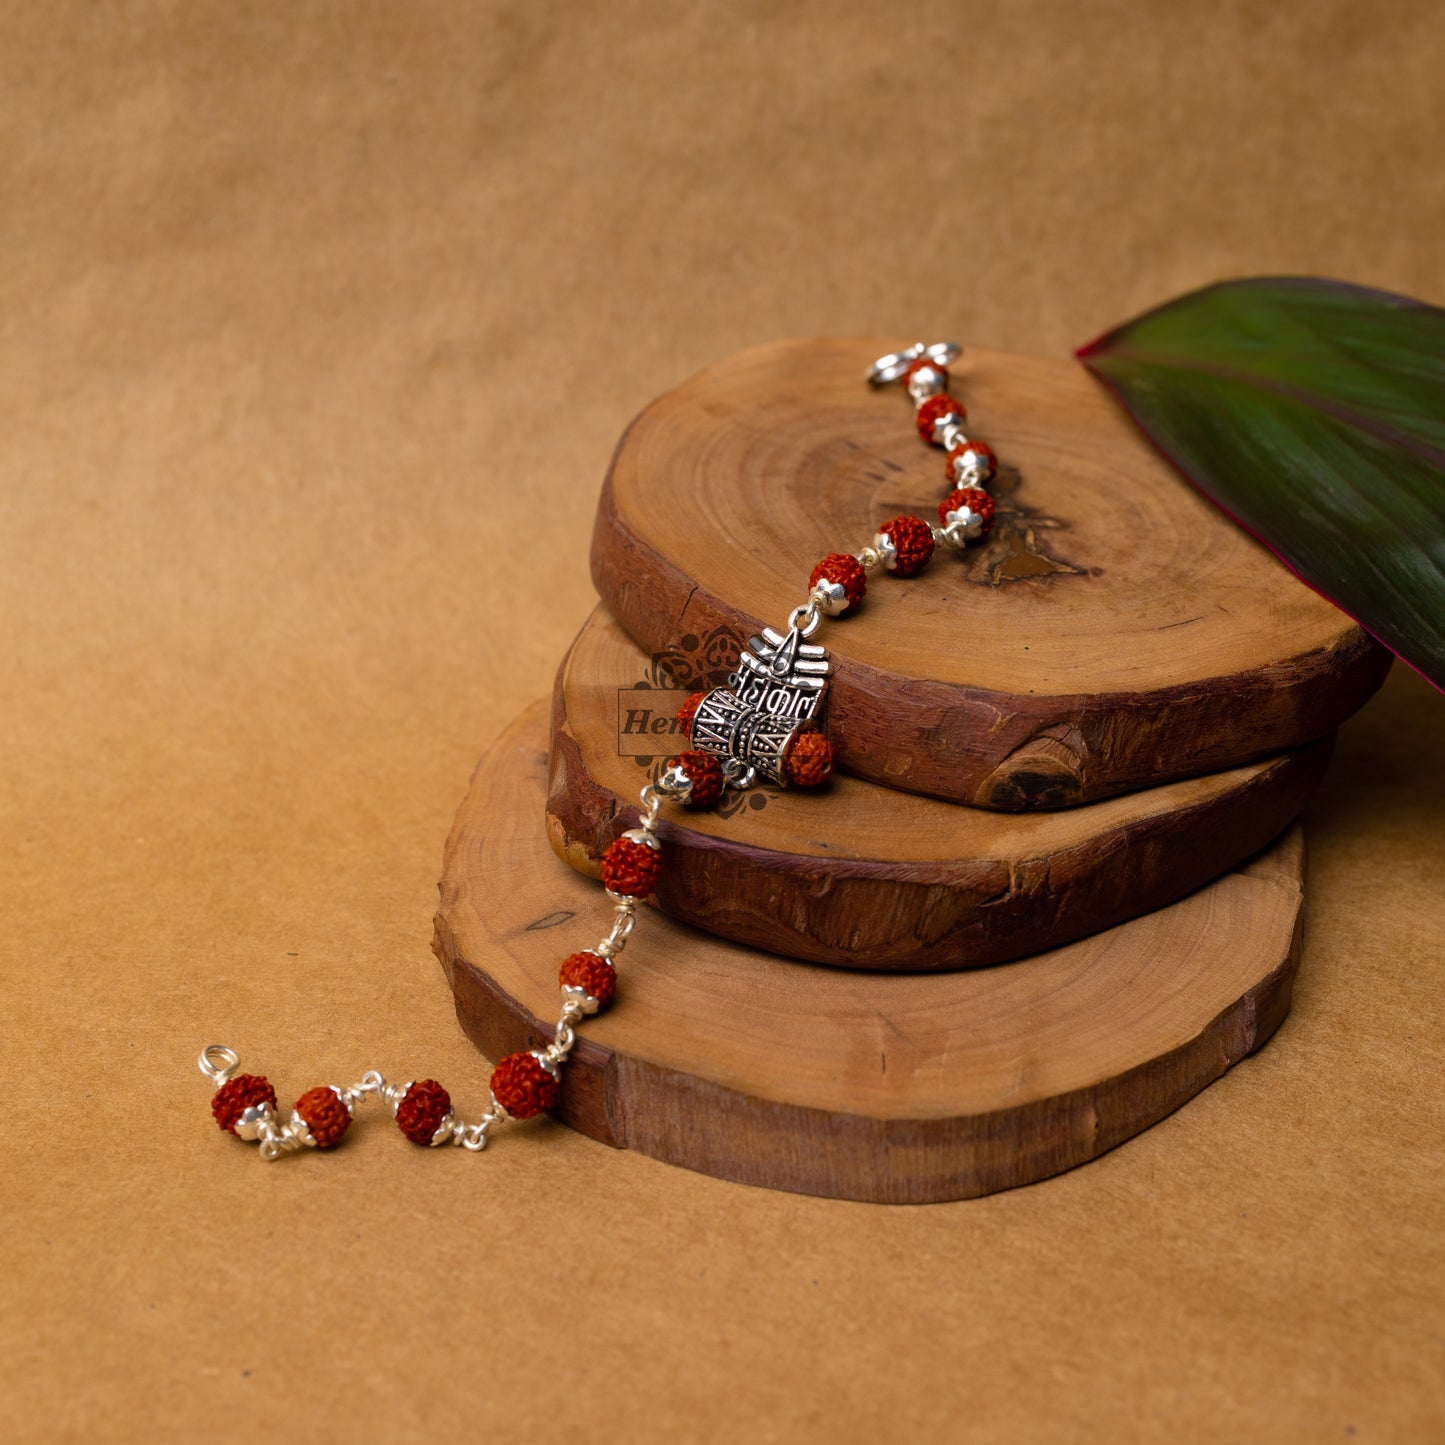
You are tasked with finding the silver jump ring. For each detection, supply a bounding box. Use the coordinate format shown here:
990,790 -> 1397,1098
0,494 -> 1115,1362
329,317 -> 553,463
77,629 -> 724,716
787,601 -> 823,638
867,340 -> 961,386
721,758 -> 756,790
198,1044 -> 239,1085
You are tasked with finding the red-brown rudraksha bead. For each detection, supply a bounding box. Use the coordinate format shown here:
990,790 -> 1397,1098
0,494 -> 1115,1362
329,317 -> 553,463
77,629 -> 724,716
784,731 -> 836,788
490,1052 -> 559,1119
809,552 -> 867,611
673,748 -> 724,809
940,487 -> 996,538
395,1079 -> 452,1145
676,690 -> 708,739
212,1073 -> 278,1134
946,438 -> 997,483
878,515 -> 936,577
915,394 -> 966,445
600,836 -> 663,897
559,950 -> 618,1010
293,1085 -> 352,1148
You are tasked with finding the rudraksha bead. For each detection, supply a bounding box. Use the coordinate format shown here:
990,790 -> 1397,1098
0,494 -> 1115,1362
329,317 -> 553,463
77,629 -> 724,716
211,1074 -> 277,1134
877,515 -> 936,577
784,731 -> 835,788
946,438 -> 997,485
672,748 -> 724,809
395,1079 -> 452,1145
293,1085 -> 352,1148
559,950 -> 618,1010
915,394 -> 966,445
940,487 -> 996,539
676,690 -> 708,739
600,836 -> 663,897
490,1052 -> 559,1119
809,552 -> 867,612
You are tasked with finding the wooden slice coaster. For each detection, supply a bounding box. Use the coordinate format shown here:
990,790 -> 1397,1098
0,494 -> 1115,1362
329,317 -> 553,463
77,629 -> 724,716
590,337 -> 1389,809
435,701 -> 1306,1203
545,607 -> 1329,971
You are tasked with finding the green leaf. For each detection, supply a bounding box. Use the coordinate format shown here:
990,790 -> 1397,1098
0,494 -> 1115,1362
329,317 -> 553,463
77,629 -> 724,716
1078,277 -> 1445,691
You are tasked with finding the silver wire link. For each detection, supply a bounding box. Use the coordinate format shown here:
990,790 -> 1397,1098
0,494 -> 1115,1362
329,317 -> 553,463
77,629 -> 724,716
257,1116 -> 306,1161
334,1069 -> 387,1113
637,783 -> 663,831
455,1103 -> 507,1152
596,899 -> 637,959
543,1023 -> 577,1068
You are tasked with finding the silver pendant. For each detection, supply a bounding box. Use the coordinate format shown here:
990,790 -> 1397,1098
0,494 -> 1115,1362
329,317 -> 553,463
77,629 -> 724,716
689,623 -> 830,788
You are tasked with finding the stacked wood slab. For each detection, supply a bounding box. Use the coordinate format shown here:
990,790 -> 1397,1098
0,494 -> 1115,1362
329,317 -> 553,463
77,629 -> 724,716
434,339 -> 1389,1201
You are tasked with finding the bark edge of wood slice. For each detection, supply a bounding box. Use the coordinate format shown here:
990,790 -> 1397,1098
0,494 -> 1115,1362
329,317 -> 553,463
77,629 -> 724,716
433,700 -> 1307,1204
590,337 -> 1390,810
547,606 -> 1328,970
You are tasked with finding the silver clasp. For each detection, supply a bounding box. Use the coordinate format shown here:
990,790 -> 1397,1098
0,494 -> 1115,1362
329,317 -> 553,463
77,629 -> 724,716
867,340 -> 960,386
198,1044 -> 240,1086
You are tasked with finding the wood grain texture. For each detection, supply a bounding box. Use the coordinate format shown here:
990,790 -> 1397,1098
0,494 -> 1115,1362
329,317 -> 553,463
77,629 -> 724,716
546,606 -> 1329,969
590,337 -> 1391,809
435,700 -> 1307,1204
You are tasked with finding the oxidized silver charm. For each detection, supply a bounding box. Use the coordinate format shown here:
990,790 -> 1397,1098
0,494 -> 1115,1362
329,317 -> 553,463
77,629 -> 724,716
689,622 -> 831,788
734,623 -> 830,718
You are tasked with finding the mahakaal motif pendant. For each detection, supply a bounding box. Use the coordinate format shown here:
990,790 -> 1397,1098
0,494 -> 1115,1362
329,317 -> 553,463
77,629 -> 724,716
688,624 -> 830,787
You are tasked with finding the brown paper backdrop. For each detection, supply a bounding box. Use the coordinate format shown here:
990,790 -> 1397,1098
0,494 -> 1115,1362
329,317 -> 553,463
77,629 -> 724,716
3,3 -> 1442,1441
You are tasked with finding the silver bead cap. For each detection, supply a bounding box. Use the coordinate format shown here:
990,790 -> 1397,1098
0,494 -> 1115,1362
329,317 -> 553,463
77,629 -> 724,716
940,508 -> 986,543
233,1103 -> 273,1142
288,1109 -> 318,1148
931,413 -> 965,446
906,365 -> 947,402
562,983 -> 601,1016
949,445 -> 992,485
811,578 -> 849,616
654,762 -> 695,804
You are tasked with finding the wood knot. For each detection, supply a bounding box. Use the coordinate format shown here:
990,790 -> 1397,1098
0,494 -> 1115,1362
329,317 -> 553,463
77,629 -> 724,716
978,730 -> 1087,810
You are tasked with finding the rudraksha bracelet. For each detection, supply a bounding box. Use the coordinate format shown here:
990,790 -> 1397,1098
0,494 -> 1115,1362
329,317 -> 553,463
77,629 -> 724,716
199,341 -> 1003,1159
